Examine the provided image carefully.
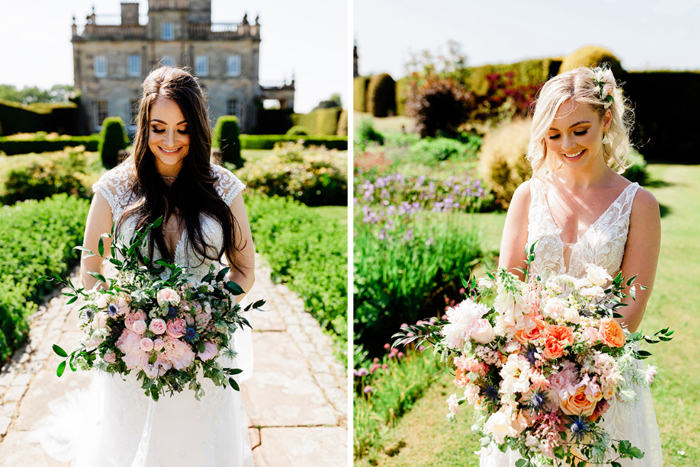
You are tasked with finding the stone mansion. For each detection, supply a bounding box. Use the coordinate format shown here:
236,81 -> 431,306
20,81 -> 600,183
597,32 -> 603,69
72,0 -> 294,134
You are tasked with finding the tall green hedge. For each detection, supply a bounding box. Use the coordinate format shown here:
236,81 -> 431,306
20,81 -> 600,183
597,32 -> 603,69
354,76 -> 371,112
336,109 -> 348,136
0,100 -> 80,136
291,108 -> 342,136
0,194 -> 90,362
240,135 -> 348,150
466,58 -> 561,95
98,117 -> 128,169
367,73 -> 396,117
395,77 -> 410,115
559,46 -> 624,79
0,135 -> 99,155
212,116 -> 242,167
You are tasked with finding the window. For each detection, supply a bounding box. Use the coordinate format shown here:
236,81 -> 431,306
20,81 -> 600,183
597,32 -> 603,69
161,22 -> 174,40
161,56 -> 175,67
128,54 -> 141,77
194,55 -> 208,76
226,55 -> 241,77
93,100 -> 108,128
227,99 -> 242,121
94,56 -> 107,77
130,100 -> 140,125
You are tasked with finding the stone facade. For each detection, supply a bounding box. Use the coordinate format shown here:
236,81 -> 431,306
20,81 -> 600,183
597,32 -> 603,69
72,0 -> 294,134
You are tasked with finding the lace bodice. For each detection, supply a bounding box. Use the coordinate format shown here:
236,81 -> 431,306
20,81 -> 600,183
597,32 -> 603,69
93,162 -> 245,280
526,177 -> 640,280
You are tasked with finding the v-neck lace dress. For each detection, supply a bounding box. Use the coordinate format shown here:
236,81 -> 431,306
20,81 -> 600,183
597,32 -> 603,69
479,178 -> 662,466
29,162 -> 255,467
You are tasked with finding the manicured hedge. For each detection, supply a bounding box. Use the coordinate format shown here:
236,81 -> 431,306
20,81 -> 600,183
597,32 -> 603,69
240,135 -> 348,150
559,46 -> 624,80
466,58 -> 561,95
212,115 -> 242,168
98,117 -> 128,169
244,195 -> 347,357
354,76 -> 370,112
0,194 -> 90,362
291,108 -> 343,136
367,73 -> 396,117
336,109 -> 348,136
0,100 -> 80,136
0,135 -> 100,155
395,77 -> 410,115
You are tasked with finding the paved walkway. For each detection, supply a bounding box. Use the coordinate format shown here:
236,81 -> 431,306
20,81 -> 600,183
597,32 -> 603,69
0,255 -> 348,466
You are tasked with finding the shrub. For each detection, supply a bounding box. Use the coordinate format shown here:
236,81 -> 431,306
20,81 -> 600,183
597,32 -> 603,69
624,148 -> 648,185
354,76 -> 371,112
240,135 -> 348,151
236,141 -> 347,206
466,58 -> 560,95
559,46 -> 624,79
98,117 -> 128,169
0,100 -> 80,136
212,116 -> 242,168
2,146 -> 90,204
367,73 -> 396,117
478,118 -> 533,208
336,109 -> 348,136
0,134 -> 99,155
286,125 -> 309,136
407,135 -> 481,165
395,77 -> 410,115
0,194 -> 90,361
291,108 -> 342,136
469,72 -> 543,125
244,194 -> 347,358
406,78 -> 472,138
355,119 -> 385,150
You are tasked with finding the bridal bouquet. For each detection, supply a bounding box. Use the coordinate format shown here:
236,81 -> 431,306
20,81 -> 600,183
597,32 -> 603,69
393,247 -> 672,466
45,218 -> 265,402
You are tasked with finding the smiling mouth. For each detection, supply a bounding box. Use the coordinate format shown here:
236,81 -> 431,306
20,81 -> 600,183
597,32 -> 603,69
563,149 -> 585,159
159,147 -> 181,154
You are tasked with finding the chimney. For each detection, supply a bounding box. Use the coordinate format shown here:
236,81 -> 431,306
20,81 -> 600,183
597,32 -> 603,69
121,2 -> 139,25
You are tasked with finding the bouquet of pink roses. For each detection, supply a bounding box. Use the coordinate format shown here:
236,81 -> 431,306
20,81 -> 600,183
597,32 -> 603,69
46,218 -> 264,402
393,247 -> 672,466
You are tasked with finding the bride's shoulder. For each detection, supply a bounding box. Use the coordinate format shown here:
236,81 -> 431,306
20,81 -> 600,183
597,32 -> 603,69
93,159 -> 136,195
511,179 -> 533,207
630,186 -> 660,220
209,164 -> 245,205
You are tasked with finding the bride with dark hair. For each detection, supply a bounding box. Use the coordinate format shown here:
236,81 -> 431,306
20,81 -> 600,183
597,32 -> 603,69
30,66 -> 256,466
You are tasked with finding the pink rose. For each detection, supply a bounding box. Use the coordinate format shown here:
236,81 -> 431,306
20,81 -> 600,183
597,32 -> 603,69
157,288 -> 180,307
103,351 -> 117,364
166,318 -> 187,338
140,337 -> 154,352
583,327 -> 599,344
153,338 -> 165,352
149,319 -> 167,335
133,320 -> 147,335
124,310 -> 147,331
470,319 -> 495,344
197,342 -> 218,361
162,337 -> 196,370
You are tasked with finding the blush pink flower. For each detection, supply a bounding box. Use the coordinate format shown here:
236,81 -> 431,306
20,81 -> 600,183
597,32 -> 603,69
140,337 -> 154,352
153,338 -> 165,352
122,349 -> 149,370
116,328 -> 141,354
116,297 -> 130,316
132,320 -> 147,335
124,310 -> 147,332
166,318 -> 187,338
197,342 -> 218,361
470,319 -> 495,344
157,288 -> 180,307
103,351 -> 117,364
163,337 -> 196,370
149,319 -> 167,335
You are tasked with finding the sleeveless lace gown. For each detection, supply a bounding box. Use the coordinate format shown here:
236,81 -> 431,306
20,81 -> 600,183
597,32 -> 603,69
479,178 -> 663,466
28,163 -> 255,466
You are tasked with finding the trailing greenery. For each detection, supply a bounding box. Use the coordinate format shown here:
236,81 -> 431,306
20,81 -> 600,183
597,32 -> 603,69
98,117 -> 128,169
236,141 -> 347,207
244,194 -> 347,359
240,134 -> 347,151
0,194 -> 90,362
1,146 -> 91,204
0,133 -> 99,155
212,116 -> 242,168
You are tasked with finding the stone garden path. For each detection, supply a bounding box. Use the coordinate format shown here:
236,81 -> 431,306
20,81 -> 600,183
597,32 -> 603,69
0,255 -> 348,466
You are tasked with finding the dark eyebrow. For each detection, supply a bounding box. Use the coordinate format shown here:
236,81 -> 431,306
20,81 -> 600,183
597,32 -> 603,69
150,119 -> 187,125
549,120 -> 591,131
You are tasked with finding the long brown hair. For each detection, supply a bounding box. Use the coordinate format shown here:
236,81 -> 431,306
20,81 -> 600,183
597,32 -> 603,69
118,67 -> 243,273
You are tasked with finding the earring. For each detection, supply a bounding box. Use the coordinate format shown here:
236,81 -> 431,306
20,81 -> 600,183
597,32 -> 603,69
602,133 -> 610,145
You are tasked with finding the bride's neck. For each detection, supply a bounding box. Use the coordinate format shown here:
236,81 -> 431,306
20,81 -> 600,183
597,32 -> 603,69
553,156 -> 615,190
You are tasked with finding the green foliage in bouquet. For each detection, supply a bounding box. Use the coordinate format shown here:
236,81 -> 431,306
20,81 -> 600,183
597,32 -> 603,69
98,117 -> 129,169
45,217 -> 266,402
0,194 -> 89,361
236,141 -> 347,207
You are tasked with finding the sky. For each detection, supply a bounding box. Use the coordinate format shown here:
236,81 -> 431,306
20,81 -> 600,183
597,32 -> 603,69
355,0 -> 700,79
0,0 -> 349,113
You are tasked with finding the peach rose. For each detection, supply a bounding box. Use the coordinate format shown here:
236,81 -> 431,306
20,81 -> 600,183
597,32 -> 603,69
515,314 -> 544,344
455,368 -> 469,387
560,385 -> 602,417
599,319 -> 626,348
543,325 -> 574,359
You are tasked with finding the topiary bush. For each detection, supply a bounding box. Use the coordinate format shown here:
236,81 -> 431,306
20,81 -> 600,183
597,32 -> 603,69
336,109 -> 348,136
395,77 -> 410,115
367,73 -> 396,117
355,119 -> 385,151
559,46 -> 624,79
624,148 -> 648,185
98,116 -> 128,169
286,125 -> 309,136
236,141 -> 347,206
407,135 -> 482,165
212,116 -> 242,168
406,78 -> 472,138
354,76 -> 371,112
478,118 -> 533,208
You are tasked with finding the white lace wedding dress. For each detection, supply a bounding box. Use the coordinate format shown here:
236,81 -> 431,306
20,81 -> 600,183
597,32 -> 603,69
28,163 -> 255,466
480,178 -> 663,466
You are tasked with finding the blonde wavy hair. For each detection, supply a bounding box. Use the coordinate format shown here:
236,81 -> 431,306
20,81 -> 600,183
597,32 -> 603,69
527,66 -> 634,178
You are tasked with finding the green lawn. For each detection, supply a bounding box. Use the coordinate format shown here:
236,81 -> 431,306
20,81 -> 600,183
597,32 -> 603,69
356,164 -> 700,466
